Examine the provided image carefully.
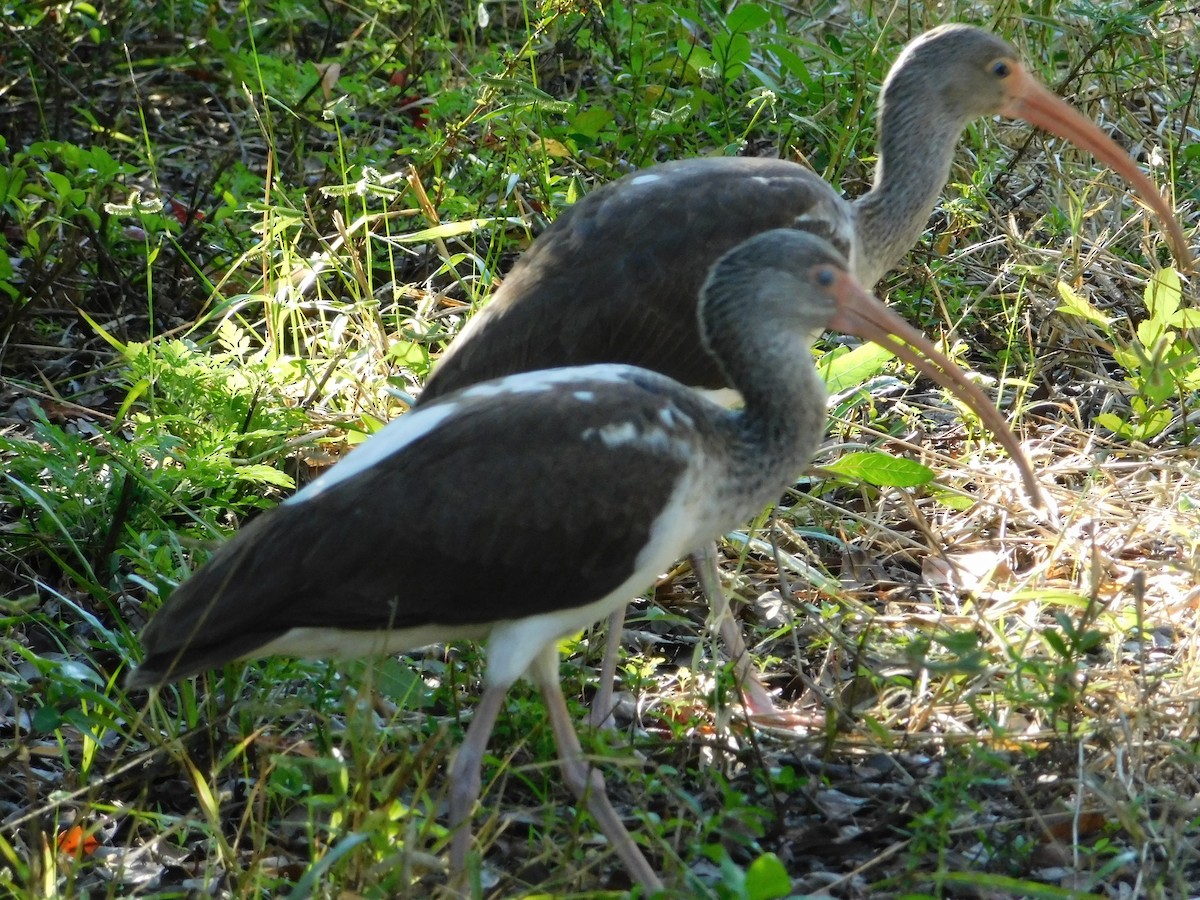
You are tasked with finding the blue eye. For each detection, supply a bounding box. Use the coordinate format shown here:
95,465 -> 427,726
992,60 -> 1011,78
816,267 -> 836,287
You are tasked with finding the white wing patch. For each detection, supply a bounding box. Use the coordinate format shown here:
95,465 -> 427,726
294,365 -> 649,504
583,421 -> 640,447
582,421 -> 695,457
630,173 -> 661,186
288,402 -> 460,504
458,365 -> 636,401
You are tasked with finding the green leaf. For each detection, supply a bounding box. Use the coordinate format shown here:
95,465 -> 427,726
367,657 -> 432,707
934,630 -> 981,655
387,340 -> 430,369
765,43 -> 811,84
234,464 -> 295,489
76,306 -> 127,352
744,852 -> 790,900
32,705 -> 64,732
1144,267 -> 1182,320
938,870 -> 1108,899
927,486 -> 975,511
823,451 -> 935,488
713,32 -> 752,81
395,218 -> 495,243
1094,412 -> 1135,438
725,3 -> 771,33
1170,308 -> 1200,329
1042,628 -> 1069,658
1055,281 -> 1110,329
1135,317 -> 1173,353
1137,406 -> 1173,439
819,342 -> 894,394
45,170 -> 73,199
570,106 -> 614,139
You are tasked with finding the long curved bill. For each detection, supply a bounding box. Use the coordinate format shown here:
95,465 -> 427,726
828,272 -> 1042,505
1002,66 -> 1192,272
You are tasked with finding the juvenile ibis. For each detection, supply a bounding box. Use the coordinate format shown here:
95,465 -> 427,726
417,24 -> 1191,723
129,230 -> 1038,889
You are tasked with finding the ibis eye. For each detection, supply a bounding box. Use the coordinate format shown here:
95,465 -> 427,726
991,59 -> 1011,78
816,267 -> 836,287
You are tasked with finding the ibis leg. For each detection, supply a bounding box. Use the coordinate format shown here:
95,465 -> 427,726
532,646 -> 663,890
446,681 -> 509,877
587,608 -> 624,729
692,543 -> 782,719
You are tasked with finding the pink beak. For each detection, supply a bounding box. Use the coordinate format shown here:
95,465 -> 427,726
1001,65 -> 1192,272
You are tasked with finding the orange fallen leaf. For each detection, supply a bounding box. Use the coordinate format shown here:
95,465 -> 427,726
56,825 -> 100,856
1043,811 -> 1109,842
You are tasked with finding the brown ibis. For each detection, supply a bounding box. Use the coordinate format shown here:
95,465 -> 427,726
128,230 -> 1038,889
416,23 -> 1191,724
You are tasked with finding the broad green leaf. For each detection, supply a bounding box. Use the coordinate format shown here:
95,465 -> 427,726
1111,345 -> 1142,374
1144,267 -> 1182,320
1055,281 -> 1110,328
713,32 -> 751,81
766,42 -> 811,84
823,451 -> 935,488
1135,317 -> 1174,352
819,342 -> 894,393
387,340 -> 429,368
1096,407 -> 1171,441
744,852 -> 790,900
1137,406 -> 1173,439
45,170 -> 73,199
368,656 -> 431,707
927,485 -> 975,511
570,106 -> 613,139
1170,308 -> 1200,329
1095,412 -> 1136,438
725,2 -> 771,33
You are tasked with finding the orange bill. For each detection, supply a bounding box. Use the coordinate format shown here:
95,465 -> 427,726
828,271 -> 1042,504
1001,65 -> 1192,271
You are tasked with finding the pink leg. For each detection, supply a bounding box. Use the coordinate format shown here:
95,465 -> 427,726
587,607 -> 624,729
692,543 -> 794,722
446,680 -> 509,878
531,646 -> 663,891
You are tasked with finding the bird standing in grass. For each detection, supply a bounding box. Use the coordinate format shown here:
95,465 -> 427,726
129,230 -> 1040,889
416,24 -> 1190,724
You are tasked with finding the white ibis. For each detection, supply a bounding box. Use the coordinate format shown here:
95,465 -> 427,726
128,230 -> 1037,889
416,24 -> 1191,723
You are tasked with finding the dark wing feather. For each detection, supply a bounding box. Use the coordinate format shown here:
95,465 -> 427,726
133,375 -> 695,684
420,157 -> 844,402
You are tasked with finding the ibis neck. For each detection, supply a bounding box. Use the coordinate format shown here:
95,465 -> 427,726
712,328 -> 829,514
852,97 -> 967,287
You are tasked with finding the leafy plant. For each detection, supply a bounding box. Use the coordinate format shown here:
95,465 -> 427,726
1057,268 -> 1199,441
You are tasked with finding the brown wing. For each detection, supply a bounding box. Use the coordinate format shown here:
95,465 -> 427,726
420,157 -> 848,402
132,371 -> 703,685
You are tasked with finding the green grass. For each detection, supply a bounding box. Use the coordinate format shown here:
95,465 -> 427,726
2,0 -> 1199,897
